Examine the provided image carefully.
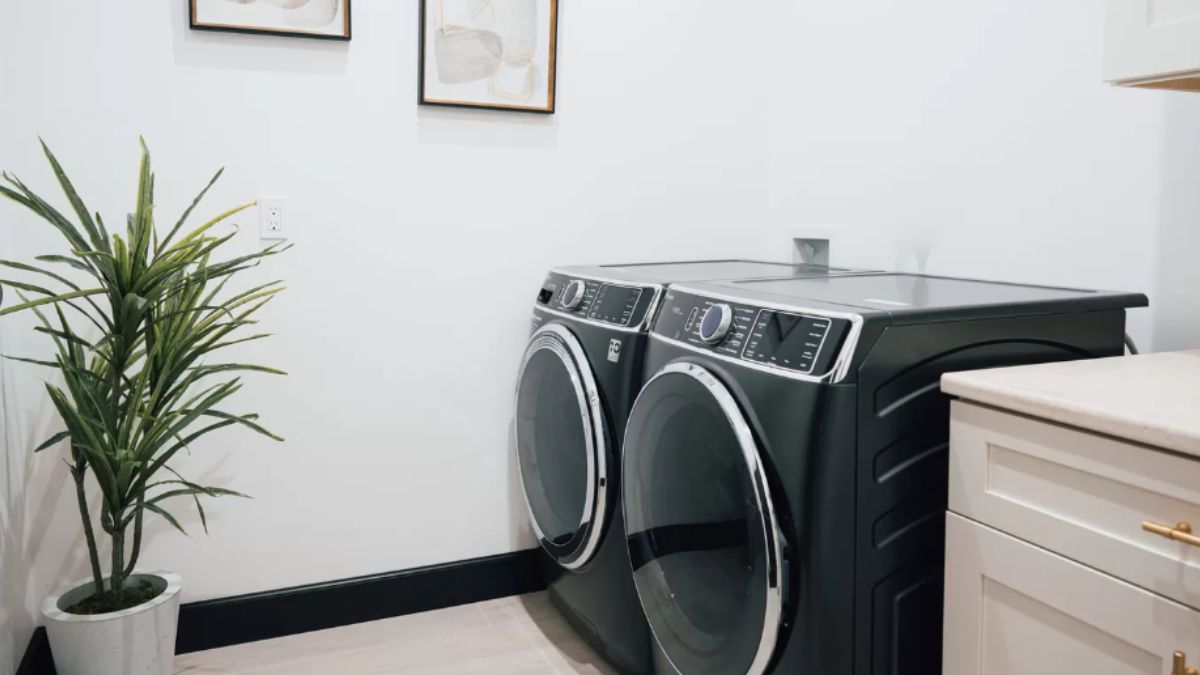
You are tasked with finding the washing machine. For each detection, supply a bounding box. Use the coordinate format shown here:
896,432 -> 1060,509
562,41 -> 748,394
514,260 -> 875,674
620,273 -> 1148,675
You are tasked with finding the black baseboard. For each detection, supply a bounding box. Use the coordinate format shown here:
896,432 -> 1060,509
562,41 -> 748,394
16,549 -> 545,675
176,549 -> 545,653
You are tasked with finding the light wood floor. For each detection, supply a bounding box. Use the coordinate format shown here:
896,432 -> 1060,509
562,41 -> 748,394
174,592 -> 620,674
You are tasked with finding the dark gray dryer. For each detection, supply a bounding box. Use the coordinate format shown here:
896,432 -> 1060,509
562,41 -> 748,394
620,273 -> 1148,675
514,260 -> 873,675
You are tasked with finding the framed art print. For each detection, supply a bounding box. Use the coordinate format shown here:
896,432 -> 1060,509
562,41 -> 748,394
189,0 -> 352,41
419,0 -> 559,114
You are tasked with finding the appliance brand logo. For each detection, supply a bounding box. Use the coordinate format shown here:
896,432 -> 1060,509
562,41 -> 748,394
607,339 -> 622,363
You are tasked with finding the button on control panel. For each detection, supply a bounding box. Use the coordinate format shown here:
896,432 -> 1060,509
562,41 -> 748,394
559,279 -> 587,310
675,298 -> 761,358
698,304 -> 733,344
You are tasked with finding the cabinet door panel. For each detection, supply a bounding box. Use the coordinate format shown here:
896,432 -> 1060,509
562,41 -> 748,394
948,401 -> 1200,610
943,514 -> 1200,675
1106,0 -> 1200,84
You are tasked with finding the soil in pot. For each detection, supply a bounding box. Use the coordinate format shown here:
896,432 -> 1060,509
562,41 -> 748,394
65,580 -> 163,615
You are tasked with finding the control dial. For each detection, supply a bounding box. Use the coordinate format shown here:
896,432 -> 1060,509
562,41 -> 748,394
698,303 -> 734,344
560,279 -> 587,311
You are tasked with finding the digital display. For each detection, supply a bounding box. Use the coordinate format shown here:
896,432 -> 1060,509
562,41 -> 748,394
589,285 -> 643,326
742,310 -> 830,373
537,288 -> 554,305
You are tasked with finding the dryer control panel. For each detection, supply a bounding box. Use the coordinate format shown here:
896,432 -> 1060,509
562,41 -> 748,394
654,289 -> 852,377
536,271 -> 659,329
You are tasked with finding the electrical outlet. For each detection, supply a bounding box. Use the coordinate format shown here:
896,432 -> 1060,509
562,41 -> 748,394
787,225 -> 838,265
793,238 -> 830,266
259,197 -> 287,240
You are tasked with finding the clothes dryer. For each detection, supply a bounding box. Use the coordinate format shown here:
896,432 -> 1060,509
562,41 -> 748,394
621,274 -> 1146,674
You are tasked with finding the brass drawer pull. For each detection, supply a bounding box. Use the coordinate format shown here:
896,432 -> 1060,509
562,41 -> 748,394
1143,521 -> 1200,548
1174,651 -> 1199,675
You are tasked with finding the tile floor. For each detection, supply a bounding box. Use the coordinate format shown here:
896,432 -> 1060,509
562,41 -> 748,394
174,592 -> 620,674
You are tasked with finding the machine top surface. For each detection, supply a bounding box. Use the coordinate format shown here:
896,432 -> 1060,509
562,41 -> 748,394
590,259 -> 876,283
687,273 -> 1148,322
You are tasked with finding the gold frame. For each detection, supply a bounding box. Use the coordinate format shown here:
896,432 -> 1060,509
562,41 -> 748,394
418,0 -> 558,114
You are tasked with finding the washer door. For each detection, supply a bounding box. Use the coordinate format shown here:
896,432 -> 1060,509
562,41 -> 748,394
515,323 -> 609,570
623,362 -> 785,675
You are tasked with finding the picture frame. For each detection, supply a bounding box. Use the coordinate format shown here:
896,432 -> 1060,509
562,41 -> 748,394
419,0 -> 558,114
189,0 -> 352,41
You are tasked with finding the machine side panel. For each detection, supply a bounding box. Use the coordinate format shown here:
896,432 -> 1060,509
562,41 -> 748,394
852,309 -> 1129,675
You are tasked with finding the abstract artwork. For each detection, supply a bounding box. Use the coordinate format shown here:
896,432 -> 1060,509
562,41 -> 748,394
420,0 -> 558,113
190,0 -> 352,41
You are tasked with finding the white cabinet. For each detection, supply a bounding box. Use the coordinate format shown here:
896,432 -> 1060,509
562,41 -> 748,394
948,401 -> 1200,609
942,353 -> 1200,675
1105,0 -> 1200,91
944,513 -> 1200,675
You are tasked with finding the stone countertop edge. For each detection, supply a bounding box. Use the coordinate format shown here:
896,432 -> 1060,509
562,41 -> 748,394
940,351 -> 1200,460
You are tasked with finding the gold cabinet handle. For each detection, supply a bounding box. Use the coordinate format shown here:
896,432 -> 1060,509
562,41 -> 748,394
1174,651 -> 1199,675
1143,521 -> 1200,548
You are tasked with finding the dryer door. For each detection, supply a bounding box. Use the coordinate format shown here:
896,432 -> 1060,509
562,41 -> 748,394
515,323 -> 610,570
623,362 -> 785,675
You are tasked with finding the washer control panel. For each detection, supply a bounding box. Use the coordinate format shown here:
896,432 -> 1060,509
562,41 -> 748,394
741,309 -> 832,374
536,272 -> 657,329
654,290 -> 851,376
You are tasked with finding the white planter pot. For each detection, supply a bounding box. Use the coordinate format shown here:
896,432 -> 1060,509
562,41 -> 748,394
42,570 -> 182,675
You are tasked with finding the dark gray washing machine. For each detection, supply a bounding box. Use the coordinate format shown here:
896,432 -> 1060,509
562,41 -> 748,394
514,260 -> 875,674
620,273 -> 1147,675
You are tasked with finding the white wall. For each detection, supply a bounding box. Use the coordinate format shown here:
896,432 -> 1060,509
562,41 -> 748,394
0,0 -> 44,668
0,2 -> 771,670
766,0 -> 1200,351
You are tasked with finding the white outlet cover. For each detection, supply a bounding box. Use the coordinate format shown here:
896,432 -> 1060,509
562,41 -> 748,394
259,196 -> 287,241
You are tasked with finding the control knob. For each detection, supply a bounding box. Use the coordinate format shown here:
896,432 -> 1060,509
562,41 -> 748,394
560,279 -> 587,311
698,303 -> 734,344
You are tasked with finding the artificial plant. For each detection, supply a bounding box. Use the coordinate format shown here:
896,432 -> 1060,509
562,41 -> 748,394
0,140 -> 287,611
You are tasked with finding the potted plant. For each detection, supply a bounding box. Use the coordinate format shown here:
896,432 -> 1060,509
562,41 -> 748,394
0,139 -> 287,675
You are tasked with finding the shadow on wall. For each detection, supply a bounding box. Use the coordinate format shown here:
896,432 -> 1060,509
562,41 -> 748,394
0,319 -> 81,672
416,105 -> 559,151
1152,94 -> 1200,352
0,315 -> 225,671
507,417 -> 536,552
167,0 -> 350,75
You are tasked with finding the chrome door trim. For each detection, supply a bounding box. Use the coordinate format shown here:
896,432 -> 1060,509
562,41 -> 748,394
515,323 -> 609,570
623,361 -> 785,675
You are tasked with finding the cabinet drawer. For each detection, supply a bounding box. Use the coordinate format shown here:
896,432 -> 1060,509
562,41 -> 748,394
944,513 -> 1200,675
948,401 -> 1200,609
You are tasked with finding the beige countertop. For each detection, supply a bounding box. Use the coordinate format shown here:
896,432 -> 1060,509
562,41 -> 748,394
941,350 -> 1200,458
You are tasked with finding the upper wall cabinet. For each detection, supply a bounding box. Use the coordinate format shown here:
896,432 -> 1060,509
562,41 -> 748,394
1105,0 -> 1200,91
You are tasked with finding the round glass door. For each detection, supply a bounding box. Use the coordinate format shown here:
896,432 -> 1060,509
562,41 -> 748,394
623,362 -> 784,675
515,323 -> 609,570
